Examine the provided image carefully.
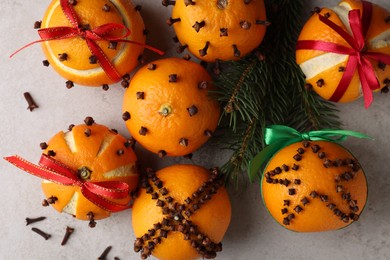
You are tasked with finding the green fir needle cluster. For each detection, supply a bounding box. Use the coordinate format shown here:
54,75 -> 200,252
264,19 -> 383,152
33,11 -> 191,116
213,0 -> 341,186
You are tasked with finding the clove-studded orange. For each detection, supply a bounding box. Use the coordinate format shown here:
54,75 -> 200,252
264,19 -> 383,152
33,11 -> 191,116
122,58 -> 220,157
296,0 -> 390,103
164,0 -> 268,62
40,0 -> 146,87
41,117 -> 138,223
262,140 -> 367,232
132,165 -> 231,260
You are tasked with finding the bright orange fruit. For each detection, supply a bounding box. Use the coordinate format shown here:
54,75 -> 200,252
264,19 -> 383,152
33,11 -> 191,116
41,0 -> 146,86
132,164 -> 231,260
262,140 -> 367,232
41,117 -> 138,221
168,0 -> 267,62
122,58 -> 220,157
296,0 -> 390,103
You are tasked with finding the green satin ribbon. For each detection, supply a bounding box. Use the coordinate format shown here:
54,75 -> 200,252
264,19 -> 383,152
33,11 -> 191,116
248,125 -> 371,182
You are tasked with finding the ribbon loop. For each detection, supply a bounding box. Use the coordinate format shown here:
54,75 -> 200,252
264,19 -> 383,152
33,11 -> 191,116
4,154 -> 132,212
248,125 -> 371,182
296,1 -> 390,108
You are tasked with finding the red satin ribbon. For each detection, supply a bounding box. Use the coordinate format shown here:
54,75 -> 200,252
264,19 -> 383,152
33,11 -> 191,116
4,154 -> 132,212
10,0 -> 164,82
296,1 -> 390,108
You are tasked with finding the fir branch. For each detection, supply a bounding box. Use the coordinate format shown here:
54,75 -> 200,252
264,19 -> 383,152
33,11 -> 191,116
214,0 -> 341,185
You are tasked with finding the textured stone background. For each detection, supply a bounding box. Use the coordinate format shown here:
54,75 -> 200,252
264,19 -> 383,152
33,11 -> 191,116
0,0 -> 389,259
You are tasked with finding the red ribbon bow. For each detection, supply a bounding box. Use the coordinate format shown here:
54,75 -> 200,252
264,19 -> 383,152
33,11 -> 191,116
296,1 -> 390,108
4,154 -> 132,212
11,0 -> 164,82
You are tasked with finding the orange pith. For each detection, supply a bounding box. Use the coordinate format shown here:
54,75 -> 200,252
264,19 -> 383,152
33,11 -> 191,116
132,165 -> 231,260
171,0 -> 267,62
41,120 -> 138,220
262,141 -> 367,232
296,0 -> 390,103
41,0 -> 146,86
122,58 -> 220,157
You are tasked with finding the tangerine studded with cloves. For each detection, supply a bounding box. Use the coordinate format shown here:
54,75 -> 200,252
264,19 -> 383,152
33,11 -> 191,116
163,0 -> 268,62
40,116 -> 139,222
262,140 -> 367,232
122,58 -> 220,157
40,0 -> 146,87
132,165 -> 231,260
296,0 -> 390,103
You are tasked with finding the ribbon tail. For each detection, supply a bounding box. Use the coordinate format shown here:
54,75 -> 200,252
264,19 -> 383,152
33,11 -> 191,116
4,155 -> 76,185
81,185 -> 131,212
308,129 -> 372,141
117,39 -> 165,55
10,39 -> 47,58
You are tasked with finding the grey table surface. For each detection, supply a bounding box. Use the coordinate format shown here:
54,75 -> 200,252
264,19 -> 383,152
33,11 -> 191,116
0,0 -> 389,259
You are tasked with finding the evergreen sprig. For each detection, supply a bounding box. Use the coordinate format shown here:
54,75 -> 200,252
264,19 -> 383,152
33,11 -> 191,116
214,0 -> 341,185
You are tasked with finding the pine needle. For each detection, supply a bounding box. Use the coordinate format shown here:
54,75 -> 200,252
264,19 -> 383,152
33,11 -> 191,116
213,0 -> 341,185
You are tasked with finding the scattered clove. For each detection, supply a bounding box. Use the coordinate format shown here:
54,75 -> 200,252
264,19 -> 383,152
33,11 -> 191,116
25,216 -> 46,226
31,227 -> 51,240
34,21 -> 42,29
66,80 -> 74,89
61,226 -> 75,246
24,92 -> 39,111
98,246 -> 112,260
102,84 -> 109,91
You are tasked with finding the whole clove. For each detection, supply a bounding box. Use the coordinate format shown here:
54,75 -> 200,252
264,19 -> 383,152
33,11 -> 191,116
98,246 -> 112,260
61,226 -> 75,246
31,227 -> 51,240
24,92 -> 39,111
25,216 -> 46,226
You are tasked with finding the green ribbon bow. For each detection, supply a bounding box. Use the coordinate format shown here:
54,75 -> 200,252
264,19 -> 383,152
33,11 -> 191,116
248,125 -> 371,182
